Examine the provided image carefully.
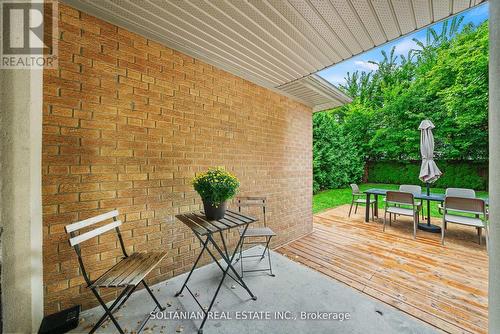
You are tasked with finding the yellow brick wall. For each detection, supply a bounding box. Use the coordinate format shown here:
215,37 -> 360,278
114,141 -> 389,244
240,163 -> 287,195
42,3 -> 313,313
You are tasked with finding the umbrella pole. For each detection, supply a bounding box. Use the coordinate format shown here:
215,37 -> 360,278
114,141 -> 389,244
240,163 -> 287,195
426,182 -> 431,226
418,182 -> 442,233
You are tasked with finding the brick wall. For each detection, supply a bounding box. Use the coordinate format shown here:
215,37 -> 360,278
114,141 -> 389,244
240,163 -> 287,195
42,4 -> 312,314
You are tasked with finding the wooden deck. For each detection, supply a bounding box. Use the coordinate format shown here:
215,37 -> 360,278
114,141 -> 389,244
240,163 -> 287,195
277,205 -> 488,334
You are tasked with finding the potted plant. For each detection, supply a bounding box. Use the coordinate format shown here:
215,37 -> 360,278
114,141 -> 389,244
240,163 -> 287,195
192,167 -> 240,220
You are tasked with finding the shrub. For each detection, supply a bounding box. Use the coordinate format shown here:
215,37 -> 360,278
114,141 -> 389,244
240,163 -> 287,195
367,161 -> 487,190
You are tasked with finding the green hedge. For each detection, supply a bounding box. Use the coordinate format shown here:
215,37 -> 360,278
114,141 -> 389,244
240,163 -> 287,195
367,161 -> 488,190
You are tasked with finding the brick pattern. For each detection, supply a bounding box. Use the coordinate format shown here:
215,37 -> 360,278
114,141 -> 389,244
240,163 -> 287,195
42,4 -> 312,314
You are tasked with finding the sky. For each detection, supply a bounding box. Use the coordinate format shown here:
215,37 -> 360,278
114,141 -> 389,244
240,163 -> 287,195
318,3 -> 489,87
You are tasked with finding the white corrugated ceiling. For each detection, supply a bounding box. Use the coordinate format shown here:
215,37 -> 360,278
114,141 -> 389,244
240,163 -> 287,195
64,0 -> 484,111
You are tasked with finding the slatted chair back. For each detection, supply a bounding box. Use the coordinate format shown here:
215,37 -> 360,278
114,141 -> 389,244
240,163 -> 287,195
236,197 -> 267,226
350,184 -> 361,194
65,210 -> 127,285
399,184 -> 422,195
444,196 -> 485,215
445,188 -> 476,198
386,191 -> 414,206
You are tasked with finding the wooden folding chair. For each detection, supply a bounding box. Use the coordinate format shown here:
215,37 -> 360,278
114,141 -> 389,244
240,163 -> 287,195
65,210 -> 167,334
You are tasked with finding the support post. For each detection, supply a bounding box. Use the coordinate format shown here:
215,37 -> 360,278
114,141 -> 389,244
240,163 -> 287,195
0,22 -> 44,334
489,1 -> 500,332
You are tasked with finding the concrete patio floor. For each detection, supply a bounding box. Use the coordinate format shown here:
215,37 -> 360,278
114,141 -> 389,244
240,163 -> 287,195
73,245 -> 437,334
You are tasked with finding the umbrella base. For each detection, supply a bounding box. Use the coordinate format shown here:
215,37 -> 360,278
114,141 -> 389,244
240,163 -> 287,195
418,223 -> 441,233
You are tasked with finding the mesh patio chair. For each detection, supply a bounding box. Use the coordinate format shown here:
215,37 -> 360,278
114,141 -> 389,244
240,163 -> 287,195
65,210 -> 167,334
438,188 -> 477,229
349,184 -> 376,220
442,196 -> 488,248
235,197 -> 276,277
399,185 -> 424,221
384,191 -> 420,238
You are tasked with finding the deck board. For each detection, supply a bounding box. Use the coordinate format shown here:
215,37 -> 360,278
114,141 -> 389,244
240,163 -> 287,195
277,205 -> 488,334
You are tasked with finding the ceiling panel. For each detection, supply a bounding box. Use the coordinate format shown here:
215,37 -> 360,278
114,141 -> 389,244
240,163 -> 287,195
453,0 -> 472,14
203,1 -> 317,73
392,0 -> 418,34
287,0 -> 354,56
411,0 -> 433,28
433,0 -> 452,20
259,0 -> 342,62
350,0 -> 388,45
64,0 -> 485,111
370,0 -> 401,40
328,0 -> 374,50
309,0 -> 364,54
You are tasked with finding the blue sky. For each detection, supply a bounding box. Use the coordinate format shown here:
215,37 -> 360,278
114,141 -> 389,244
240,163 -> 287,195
318,3 -> 489,87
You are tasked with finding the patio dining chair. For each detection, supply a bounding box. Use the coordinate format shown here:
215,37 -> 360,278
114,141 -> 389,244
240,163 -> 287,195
438,188 -> 477,229
384,191 -> 420,239
348,184 -> 375,220
399,185 -> 424,221
234,197 -> 276,277
442,196 -> 488,248
65,210 -> 167,334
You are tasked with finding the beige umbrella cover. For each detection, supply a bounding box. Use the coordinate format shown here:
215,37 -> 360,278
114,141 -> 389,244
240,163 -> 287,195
419,120 -> 442,183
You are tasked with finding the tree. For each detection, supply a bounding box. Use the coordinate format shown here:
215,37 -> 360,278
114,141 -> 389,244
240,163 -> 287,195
313,112 -> 364,193
313,18 -> 489,192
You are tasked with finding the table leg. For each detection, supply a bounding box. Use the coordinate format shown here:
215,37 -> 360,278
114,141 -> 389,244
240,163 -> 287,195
365,193 -> 371,222
178,224 -> 256,334
374,194 -> 379,218
191,233 -> 246,288
197,251 -> 232,333
208,233 -> 256,299
175,236 -> 210,297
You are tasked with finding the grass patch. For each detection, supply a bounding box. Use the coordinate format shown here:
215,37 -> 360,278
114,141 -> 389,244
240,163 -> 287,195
313,183 -> 488,217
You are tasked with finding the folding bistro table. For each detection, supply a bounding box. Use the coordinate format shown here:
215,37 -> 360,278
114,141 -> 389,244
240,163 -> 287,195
175,210 -> 258,334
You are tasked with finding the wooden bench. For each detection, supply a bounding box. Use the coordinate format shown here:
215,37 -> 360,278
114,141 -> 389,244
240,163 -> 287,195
65,210 -> 167,334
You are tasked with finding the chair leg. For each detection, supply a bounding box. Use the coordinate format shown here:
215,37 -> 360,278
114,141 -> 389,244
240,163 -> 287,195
383,211 -> 387,231
389,213 -> 392,226
142,280 -> 165,311
348,200 -> 354,217
413,214 -> 417,239
265,236 -> 275,277
441,220 -> 446,245
239,238 -> 244,277
89,287 -> 125,334
478,227 -> 482,245
355,203 -> 358,214
485,227 -> 489,253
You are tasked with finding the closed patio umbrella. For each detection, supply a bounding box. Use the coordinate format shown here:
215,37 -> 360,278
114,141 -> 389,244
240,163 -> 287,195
418,119 -> 442,232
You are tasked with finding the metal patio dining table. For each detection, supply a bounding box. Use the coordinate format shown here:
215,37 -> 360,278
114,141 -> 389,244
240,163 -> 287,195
363,188 -> 489,228
175,209 -> 258,334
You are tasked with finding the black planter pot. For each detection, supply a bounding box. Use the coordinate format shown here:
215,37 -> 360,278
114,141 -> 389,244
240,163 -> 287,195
202,200 -> 227,220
